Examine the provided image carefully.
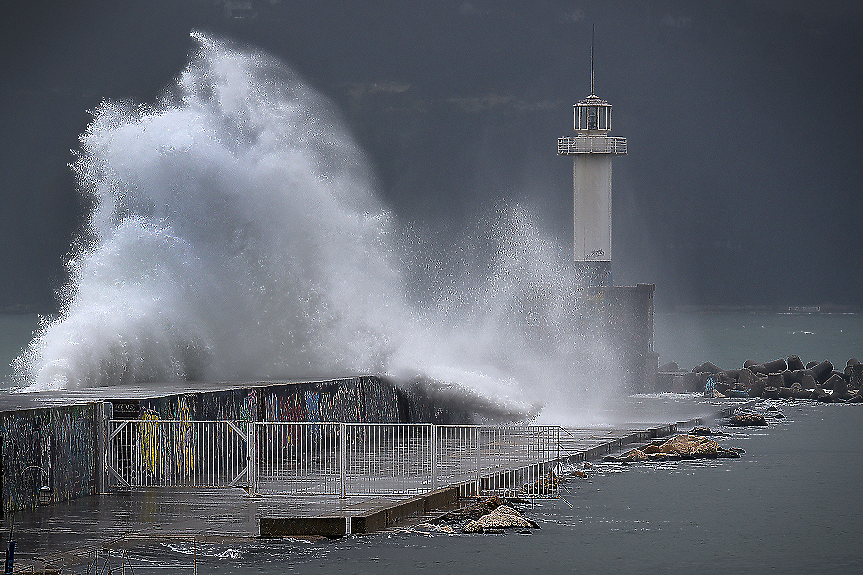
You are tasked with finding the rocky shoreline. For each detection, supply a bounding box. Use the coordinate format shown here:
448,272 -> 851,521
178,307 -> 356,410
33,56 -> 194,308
658,356 -> 863,402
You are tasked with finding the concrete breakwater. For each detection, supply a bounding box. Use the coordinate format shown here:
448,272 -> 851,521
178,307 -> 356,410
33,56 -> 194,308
658,356 -> 863,402
0,376 -> 473,515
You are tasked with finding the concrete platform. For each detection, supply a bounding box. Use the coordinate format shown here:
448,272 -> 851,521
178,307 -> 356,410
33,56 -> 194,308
2,413 -> 734,572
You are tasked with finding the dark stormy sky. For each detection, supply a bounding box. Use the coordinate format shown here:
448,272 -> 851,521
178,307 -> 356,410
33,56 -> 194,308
1,0 -> 861,312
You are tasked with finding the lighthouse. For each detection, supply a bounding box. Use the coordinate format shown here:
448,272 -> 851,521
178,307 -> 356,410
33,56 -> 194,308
557,34 -> 626,287
557,31 -> 657,393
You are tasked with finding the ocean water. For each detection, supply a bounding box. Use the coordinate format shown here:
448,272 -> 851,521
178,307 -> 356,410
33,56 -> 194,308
654,311 -> 863,372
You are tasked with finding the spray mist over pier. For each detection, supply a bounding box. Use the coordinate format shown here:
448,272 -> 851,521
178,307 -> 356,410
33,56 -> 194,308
12,32 -> 620,423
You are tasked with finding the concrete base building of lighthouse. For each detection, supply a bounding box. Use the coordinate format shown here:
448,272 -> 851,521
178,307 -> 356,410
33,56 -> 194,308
558,43 -> 657,392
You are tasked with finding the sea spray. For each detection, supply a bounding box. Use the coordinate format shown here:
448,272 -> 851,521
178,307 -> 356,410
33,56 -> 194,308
12,31 -> 621,422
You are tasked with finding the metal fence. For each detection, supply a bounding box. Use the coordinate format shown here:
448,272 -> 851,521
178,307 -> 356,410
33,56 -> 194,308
106,421 -> 561,498
106,420 -> 250,490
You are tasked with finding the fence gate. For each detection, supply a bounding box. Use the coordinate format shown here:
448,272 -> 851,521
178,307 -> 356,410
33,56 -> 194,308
105,420 -> 250,490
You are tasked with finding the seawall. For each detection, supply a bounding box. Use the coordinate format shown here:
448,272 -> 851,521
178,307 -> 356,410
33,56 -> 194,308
0,376 -> 471,515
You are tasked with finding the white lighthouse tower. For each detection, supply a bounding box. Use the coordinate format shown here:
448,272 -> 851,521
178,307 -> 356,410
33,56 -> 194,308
558,33 -> 626,287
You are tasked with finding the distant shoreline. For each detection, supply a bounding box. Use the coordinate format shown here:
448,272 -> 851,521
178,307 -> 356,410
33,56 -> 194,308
660,304 -> 862,314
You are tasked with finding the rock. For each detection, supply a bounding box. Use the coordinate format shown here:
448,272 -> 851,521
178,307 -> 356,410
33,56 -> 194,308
748,363 -> 768,375
763,358 -> 789,373
462,505 -> 538,533
823,373 -> 844,392
763,387 -> 780,399
435,496 -> 504,524
778,387 -> 793,399
689,426 -> 713,436
652,434 -> 722,459
813,386 -> 833,403
787,355 -> 805,371
811,360 -> 834,384
693,361 -> 722,374
572,469 -> 588,478
790,382 -> 811,399
738,368 -> 756,387
621,448 -> 649,462
849,362 -> 863,392
717,448 -> 741,458
806,360 -> 818,369
658,361 -> 680,372
748,376 -> 766,398
801,373 -> 816,390
766,372 -> 784,388
727,412 -> 768,426
829,374 -> 853,400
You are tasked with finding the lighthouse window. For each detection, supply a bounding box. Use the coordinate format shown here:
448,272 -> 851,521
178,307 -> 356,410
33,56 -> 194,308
577,106 -> 588,130
587,106 -> 598,130
598,107 -> 608,130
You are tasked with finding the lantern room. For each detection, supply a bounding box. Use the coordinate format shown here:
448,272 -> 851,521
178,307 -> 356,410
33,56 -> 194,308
574,95 -> 612,132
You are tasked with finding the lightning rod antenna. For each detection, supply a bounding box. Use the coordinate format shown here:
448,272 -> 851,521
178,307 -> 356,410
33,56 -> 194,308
590,23 -> 595,96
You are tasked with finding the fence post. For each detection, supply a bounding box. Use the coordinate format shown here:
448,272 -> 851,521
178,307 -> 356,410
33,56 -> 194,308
474,427 -> 481,496
96,401 -> 112,494
247,422 -> 257,495
339,423 -> 347,498
430,424 -> 437,492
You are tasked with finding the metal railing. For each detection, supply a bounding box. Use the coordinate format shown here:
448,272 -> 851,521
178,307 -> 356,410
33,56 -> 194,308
106,420 -> 249,489
557,136 -> 627,155
106,421 -> 561,498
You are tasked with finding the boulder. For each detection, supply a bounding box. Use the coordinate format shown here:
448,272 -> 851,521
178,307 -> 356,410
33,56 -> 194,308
748,376 -> 766,398
621,448 -> 649,462
763,358 -> 789,373
790,382 -> 812,399
692,361 -> 722,374
801,373 -> 816,390
787,355 -> 805,371
652,434 -> 722,459
658,361 -> 680,372
766,372 -> 784,388
813,385 -> 833,403
849,362 -> 863,392
829,374 -> 852,401
748,363 -> 768,375
811,360 -> 834,384
462,505 -> 538,533
727,412 -> 768,426
738,368 -> 756,387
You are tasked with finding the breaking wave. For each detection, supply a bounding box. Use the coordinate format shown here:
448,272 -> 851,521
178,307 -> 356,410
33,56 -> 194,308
12,32 -> 620,423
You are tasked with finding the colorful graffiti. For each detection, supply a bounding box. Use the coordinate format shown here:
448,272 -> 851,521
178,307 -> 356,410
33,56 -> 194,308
1,404 -> 96,514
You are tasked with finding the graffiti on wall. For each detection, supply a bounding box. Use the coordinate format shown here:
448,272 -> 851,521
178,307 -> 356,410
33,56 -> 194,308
1,404 -> 96,514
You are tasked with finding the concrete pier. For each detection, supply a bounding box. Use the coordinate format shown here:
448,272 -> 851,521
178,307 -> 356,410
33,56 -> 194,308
2,414 -> 729,574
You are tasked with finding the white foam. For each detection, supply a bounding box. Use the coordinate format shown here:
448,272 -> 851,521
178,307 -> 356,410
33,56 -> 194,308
13,32 -> 620,423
